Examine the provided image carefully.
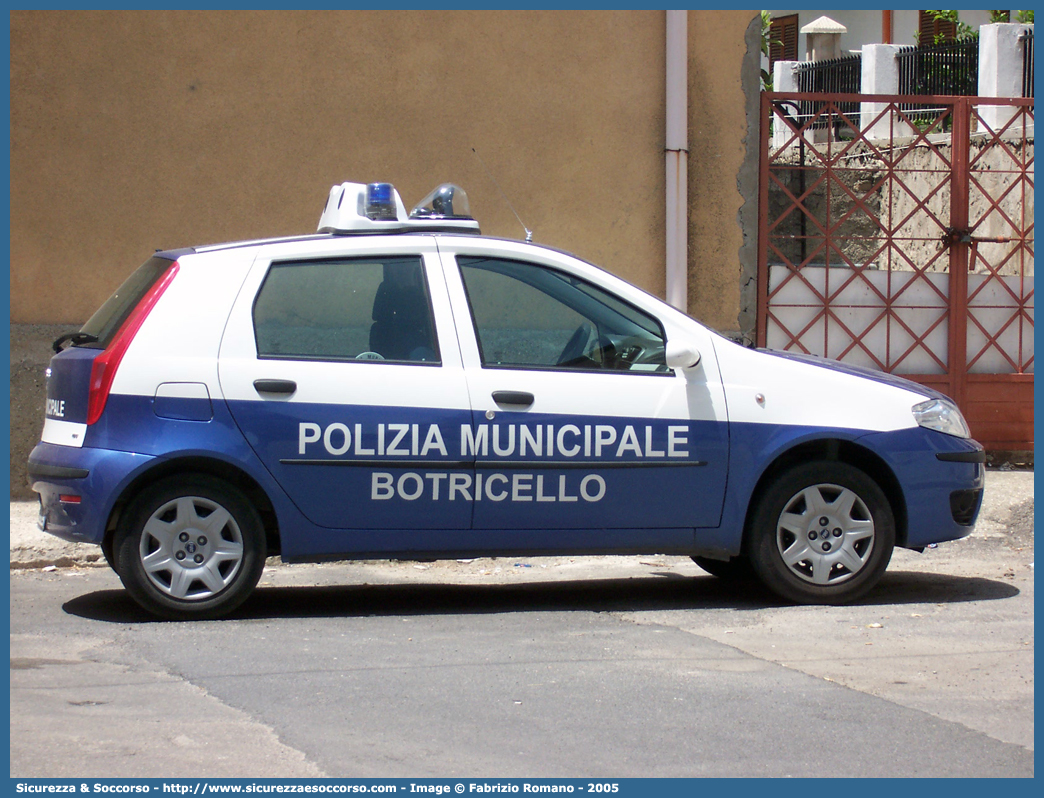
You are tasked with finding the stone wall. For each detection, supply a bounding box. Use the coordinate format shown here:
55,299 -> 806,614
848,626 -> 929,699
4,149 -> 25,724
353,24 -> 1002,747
764,132 -> 1034,377
766,134 -> 1034,276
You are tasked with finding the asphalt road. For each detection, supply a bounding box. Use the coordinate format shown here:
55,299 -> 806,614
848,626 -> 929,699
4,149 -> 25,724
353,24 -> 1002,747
10,552 -> 1034,777
9,469 -> 1034,778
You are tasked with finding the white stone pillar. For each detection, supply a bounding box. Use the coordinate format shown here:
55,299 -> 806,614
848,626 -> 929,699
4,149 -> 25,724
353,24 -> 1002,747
772,60 -> 800,149
802,15 -> 847,62
860,43 -> 914,141
978,23 -> 1034,133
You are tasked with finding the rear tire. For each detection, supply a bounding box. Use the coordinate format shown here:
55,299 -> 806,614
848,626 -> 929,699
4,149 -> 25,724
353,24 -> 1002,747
114,475 -> 266,620
746,461 -> 894,604
101,535 -> 118,573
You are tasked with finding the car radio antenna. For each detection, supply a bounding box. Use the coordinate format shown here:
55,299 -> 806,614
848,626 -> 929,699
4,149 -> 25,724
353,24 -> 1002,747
471,147 -> 532,242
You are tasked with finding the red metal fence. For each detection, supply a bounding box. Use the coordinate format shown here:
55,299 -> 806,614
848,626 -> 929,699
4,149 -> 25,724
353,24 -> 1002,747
758,93 -> 1034,452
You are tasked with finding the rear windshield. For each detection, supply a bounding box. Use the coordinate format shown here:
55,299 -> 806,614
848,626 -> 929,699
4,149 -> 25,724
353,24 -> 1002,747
79,256 -> 174,348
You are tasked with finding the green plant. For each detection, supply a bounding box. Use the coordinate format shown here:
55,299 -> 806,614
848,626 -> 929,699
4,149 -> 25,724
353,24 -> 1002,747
760,10 -> 780,91
1016,9 -> 1034,23
989,10 -> 1011,23
907,12 -> 979,98
926,10 -> 979,42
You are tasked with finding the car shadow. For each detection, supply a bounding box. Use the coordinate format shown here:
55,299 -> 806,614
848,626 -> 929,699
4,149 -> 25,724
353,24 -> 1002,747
62,568 -> 1021,624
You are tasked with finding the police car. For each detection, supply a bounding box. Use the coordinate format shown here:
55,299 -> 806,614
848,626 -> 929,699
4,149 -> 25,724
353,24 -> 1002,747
29,181 -> 986,619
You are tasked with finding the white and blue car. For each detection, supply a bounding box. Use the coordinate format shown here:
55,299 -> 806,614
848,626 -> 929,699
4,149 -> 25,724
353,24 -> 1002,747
29,182 -> 986,619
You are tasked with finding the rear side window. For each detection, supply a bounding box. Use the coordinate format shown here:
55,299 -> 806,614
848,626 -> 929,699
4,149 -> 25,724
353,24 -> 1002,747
253,256 -> 440,364
80,256 -> 175,348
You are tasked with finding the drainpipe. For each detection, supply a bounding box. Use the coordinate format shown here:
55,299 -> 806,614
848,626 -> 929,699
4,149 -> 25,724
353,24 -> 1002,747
665,9 -> 688,312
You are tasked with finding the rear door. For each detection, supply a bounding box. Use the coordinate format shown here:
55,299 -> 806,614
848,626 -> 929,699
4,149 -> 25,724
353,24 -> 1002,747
217,238 -> 475,554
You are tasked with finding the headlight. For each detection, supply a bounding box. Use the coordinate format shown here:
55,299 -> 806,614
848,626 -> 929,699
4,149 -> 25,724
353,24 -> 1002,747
912,398 -> 971,438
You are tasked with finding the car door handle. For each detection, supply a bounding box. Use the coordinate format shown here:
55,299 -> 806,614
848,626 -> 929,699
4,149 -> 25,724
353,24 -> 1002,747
253,379 -> 297,395
492,390 -> 534,407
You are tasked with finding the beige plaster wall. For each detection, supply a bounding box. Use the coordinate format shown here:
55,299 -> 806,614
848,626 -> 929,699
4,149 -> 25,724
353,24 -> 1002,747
686,12 -> 757,331
10,9 -> 757,330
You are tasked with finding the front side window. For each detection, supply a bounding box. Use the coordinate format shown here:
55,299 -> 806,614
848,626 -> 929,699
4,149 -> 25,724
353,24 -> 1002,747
253,256 -> 440,363
458,256 -> 669,373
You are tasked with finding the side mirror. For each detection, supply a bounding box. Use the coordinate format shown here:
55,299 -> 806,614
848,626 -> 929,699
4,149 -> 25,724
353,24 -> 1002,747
665,340 -> 701,370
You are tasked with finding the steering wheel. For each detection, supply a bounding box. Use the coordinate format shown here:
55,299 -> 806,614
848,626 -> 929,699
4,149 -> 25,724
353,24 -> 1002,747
557,323 -> 593,365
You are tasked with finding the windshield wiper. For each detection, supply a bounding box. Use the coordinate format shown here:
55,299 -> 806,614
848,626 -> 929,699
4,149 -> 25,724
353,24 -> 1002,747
52,331 -> 99,353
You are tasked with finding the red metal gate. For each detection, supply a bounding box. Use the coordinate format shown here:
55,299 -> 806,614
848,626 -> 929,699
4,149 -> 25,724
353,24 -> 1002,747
758,92 -> 1034,452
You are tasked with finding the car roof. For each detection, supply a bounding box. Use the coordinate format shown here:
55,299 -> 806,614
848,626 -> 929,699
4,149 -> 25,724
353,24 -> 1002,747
156,231 -> 570,262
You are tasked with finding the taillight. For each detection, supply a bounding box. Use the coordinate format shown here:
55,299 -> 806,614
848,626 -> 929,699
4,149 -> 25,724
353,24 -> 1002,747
86,261 -> 180,425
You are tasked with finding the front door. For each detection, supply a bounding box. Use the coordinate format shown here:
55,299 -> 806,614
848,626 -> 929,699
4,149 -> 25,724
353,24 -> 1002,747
441,248 -> 730,551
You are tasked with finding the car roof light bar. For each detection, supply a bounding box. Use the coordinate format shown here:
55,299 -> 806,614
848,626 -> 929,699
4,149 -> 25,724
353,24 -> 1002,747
318,182 -> 481,235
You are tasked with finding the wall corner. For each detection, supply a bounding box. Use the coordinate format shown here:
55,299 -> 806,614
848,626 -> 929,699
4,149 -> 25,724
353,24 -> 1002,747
735,11 -> 762,345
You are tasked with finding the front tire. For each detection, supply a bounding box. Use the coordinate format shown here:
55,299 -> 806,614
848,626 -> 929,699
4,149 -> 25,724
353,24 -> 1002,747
746,462 -> 895,604
114,475 -> 266,620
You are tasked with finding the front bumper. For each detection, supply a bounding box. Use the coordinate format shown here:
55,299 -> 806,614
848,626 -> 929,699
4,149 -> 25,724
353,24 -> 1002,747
858,428 -> 986,548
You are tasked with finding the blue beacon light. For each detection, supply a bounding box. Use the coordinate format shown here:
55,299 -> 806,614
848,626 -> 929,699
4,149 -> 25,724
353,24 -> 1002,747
365,182 -> 398,221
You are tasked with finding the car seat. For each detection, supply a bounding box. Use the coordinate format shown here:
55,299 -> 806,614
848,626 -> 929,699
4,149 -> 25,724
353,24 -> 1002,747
369,262 -> 437,361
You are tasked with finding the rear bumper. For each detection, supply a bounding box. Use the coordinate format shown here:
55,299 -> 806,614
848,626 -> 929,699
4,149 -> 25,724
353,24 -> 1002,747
28,442 -> 154,544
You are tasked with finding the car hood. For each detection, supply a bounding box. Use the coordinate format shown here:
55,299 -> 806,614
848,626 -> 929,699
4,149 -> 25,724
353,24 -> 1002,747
758,349 -> 950,402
